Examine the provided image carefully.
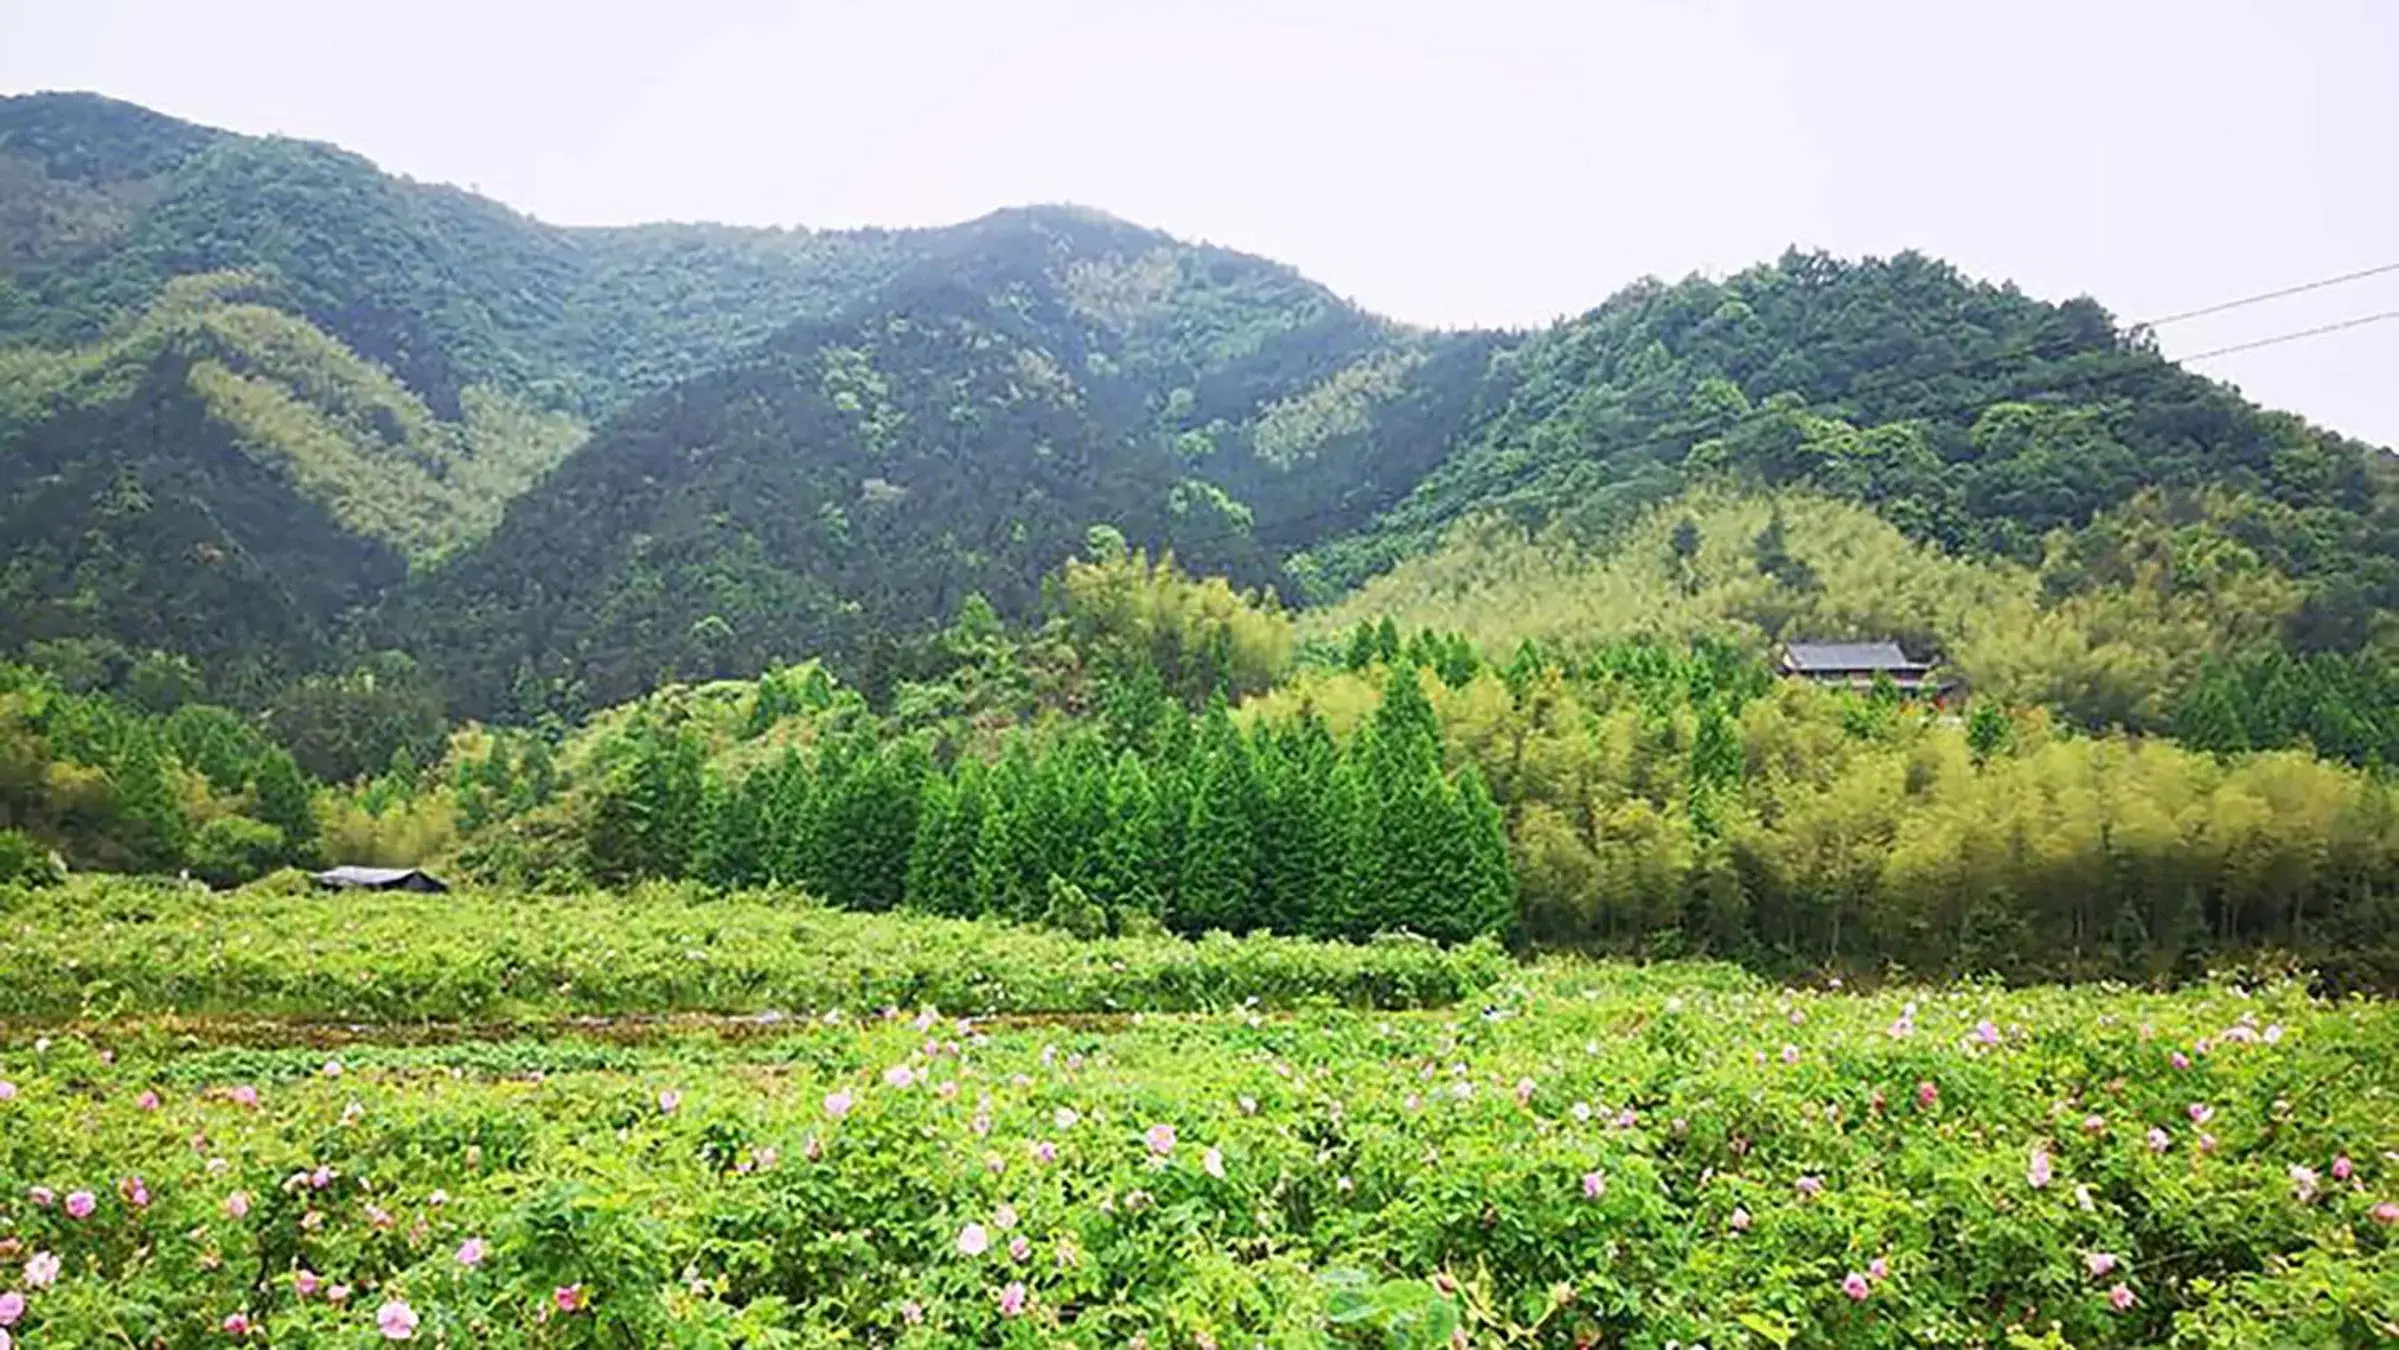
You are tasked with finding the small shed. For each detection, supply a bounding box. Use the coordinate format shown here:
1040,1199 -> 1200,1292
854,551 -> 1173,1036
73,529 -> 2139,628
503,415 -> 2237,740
1777,640 -> 1944,696
314,865 -> 448,894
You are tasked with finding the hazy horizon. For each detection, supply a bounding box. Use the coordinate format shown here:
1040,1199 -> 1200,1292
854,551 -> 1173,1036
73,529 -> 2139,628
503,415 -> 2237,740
5,0 -> 2392,446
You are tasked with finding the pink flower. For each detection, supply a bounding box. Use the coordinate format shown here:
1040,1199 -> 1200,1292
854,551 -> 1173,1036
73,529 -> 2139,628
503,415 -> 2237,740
1842,1271 -> 1872,1301
2169,1051 -> 2190,1070
25,1187 -> 50,1208
2028,1144 -> 2053,1190
64,1190 -> 94,1220
958,1222 -> 990,1257
2198,1132 -> 2219,1155
322,1059 -> 343,1079
1867,1257 -> 1888,1281
2187,1102 -> 2213,1125
2107,1283 -> 2137,1311
2086,1251 -> 2118,1278
1974,1020 -> 2001,1046
2371,1202 -> 2399,1225
1008,1235 -> 1031,1262
137,1090 -> 161,1112
1729,1206 -> 1752,1232
2332,1155 -> 2353,1182
2147,1127 -> 2172,1153
823,1088 -> 854,1120
998,1280 -> 1028,1316
2290,1165 -> 2320,1203
1796,1175 -> 1823,1197
1915,1081 -> 1938,1110
883,1065 -> 915,1089
1581,1170 -> 1606,1199
2081,1114 -> 2107,1135
1514,1078 -> 1536,1106
1145,1123 -> 1177,1156
1886,1015 -> 1914,1038
224,1191 -> 250,1219
1031,1140 -> 1057,1164
0,1082 -> 14,1102
327,1284 -> 351,1304
223,1311 -> 252,1335
993,1202 -> 1018,1231
0,1293 -> 20,1326
24,1253 -> 59,1290
119,1176 -> 149,1209
900,1299 -> 924,1325
229,1085 -> 259,1108
309,1165 -> 333,1190
456,1237 -> 487,1267
1203,1147 -> 1226,1179
552,1285 -> 585,1313
656,1089 -> 681,1114
294,1269 -> 321,1297
376,1299 -> 418,1339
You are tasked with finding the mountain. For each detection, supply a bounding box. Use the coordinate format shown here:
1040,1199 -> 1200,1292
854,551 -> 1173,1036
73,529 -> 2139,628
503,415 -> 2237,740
0,94 -> 1468,699
0,91 -> 923,420
390,206 -> 1491,714
1292,252 -> 2399,614
3,92 -> 2394,728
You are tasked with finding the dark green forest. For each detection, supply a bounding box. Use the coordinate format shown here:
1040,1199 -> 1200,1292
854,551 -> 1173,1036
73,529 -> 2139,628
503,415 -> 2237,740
7,92 -> 2399,987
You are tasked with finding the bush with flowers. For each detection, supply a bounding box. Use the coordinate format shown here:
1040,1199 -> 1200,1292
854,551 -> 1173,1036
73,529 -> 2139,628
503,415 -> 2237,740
0,953 -> 2391,1345
0,878 -> 1509,1022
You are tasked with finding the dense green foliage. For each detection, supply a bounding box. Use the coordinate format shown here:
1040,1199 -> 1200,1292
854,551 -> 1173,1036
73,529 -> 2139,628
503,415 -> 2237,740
0,951 -> 2390,1344
1293,252 -> 2398,630
0,92 -> 915,420
1318,489 -> 2310,736
0,662 -> 320,881
0,877 -> 1507,1020
2174,647 -> 2399,768
7,94 -> 2396,739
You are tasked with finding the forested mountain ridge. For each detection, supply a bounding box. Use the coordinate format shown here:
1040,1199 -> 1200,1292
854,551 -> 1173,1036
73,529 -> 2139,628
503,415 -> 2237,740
0,94 -> 1472,707
1291,251 -> 2399,621
0,91 -> 923,420
4,91 -> 2395,732
388,205 -> 1503,716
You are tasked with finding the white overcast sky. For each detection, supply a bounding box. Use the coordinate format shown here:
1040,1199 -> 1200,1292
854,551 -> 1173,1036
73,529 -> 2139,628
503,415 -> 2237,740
5,0 -> 2394,447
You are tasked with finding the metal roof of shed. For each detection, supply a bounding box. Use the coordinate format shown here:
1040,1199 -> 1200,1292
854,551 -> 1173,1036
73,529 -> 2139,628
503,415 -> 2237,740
1780,641 -> 1926,672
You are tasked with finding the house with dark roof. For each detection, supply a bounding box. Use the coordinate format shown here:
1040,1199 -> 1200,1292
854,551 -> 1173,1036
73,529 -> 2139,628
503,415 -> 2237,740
1776,640 -> 1950,699
313,865 -> 448,893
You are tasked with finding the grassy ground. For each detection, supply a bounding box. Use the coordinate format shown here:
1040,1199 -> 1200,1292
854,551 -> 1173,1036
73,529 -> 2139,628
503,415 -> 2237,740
0,904 -> 2390,1346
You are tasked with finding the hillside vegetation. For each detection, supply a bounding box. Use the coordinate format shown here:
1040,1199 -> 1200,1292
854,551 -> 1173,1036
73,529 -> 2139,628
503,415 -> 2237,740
0,946 -> 2386,1345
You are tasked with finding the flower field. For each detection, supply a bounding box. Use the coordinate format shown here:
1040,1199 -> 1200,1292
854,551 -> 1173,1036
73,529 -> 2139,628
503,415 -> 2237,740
0,895 -> 2392,1347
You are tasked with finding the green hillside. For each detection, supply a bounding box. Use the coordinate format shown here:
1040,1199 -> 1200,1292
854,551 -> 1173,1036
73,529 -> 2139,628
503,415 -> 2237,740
1293,252 -> 2399,644
390,206 -> 1482,717
3,92 -> 2395,740
0,91 -> 918,420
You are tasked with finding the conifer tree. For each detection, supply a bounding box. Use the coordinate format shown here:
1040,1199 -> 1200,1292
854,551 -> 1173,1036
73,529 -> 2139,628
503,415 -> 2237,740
248,747 -> 317,861
761,749 -> 815,885
1091,750 -> 1167,922
1173,696 -> 1260,932
112,730 -> 188,872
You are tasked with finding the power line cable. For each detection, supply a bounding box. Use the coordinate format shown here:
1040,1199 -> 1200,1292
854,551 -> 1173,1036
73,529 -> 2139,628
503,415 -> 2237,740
2140,262 -> 2399,328
2175,309 -> 2399,362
